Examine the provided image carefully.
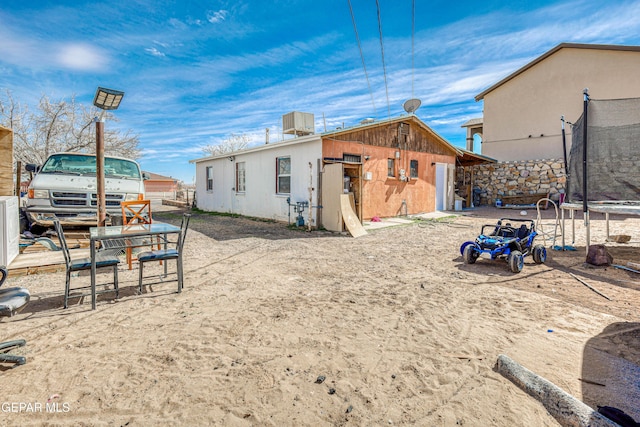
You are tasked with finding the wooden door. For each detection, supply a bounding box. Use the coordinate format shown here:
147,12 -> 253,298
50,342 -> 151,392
321,163 -> 344,231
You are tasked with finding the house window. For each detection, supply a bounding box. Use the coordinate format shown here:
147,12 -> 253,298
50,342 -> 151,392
410,160 -> 418,178
236,162 -> 246,193
276,157 -> 291,194
387,158 -> 395,177
206,166 -> 213,191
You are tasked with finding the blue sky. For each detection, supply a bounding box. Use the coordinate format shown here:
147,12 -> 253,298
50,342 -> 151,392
2,0 -> 640,184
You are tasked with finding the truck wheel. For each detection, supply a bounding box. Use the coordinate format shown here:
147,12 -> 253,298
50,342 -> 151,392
532,245 -> 547,264
508,251 -> 524,273
463,244 -> 479,264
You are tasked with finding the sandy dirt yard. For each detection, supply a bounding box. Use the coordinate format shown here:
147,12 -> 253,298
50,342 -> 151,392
1,206 -> 639,426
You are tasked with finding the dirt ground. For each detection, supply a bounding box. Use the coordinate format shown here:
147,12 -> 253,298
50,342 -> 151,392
1,205 -> 639,426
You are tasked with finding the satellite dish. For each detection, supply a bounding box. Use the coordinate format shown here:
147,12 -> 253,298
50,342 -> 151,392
403,98 -> 421,114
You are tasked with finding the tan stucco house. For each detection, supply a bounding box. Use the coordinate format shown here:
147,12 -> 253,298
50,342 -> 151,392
465,43 -> 640,161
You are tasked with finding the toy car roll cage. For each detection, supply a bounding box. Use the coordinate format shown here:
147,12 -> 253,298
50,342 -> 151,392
460,217 -> 547,273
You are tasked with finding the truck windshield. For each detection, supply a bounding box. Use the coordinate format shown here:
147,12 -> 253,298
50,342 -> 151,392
40,154 -> 142,179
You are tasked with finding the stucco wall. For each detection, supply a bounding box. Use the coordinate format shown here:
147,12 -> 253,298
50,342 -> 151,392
194,139 -> 322,225
482,47 -> 640,161
144,180 -> 178,193
459,159 -> 566,206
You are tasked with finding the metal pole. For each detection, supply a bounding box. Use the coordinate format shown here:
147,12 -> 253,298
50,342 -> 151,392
582,89 -> 590,252
95,118 -> 106,227
560,116 -> 568,176
582,90 -> 589,217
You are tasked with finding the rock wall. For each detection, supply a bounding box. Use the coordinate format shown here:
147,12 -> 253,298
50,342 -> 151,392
457,159 -> 567,206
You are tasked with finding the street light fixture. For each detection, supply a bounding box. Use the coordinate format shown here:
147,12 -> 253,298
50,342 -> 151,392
93,87 -> 124,227
93,87 -> 125,110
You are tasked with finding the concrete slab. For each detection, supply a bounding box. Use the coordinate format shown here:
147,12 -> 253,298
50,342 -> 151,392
363,211 -> 462,231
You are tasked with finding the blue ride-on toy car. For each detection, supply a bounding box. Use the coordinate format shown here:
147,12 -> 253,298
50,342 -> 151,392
460,218 -> 547,273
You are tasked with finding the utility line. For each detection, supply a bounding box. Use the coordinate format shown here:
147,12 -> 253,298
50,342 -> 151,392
347,0 -> 377,117
411,0 -> 415,99
375,0 -> 391,118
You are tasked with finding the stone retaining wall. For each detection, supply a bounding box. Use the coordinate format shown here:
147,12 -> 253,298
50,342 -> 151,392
458,159 -> 567,206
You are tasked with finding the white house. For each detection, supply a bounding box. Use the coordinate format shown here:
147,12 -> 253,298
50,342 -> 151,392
191,114 -> 460,229
191,134 -> 322,227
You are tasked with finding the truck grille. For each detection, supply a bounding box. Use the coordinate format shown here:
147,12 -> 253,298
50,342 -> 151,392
91,193 -> 125,207
51,191 -> 125,207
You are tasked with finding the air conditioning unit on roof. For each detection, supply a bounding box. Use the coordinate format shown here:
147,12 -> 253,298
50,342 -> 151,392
283,112 -> 315,136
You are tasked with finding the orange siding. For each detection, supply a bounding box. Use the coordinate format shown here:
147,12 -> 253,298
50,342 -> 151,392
322,140 -> 455,219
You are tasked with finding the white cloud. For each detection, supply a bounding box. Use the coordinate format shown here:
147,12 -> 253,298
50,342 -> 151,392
56,43 -> 109,71
153,40 -> 170,48
145,47 -> 166,57
207,10 -> 228,24
168,18 -> 187,29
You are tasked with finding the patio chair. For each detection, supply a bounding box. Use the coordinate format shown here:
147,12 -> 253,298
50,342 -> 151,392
121,200 -> 156,270
0,265 -> 30,368
137,213 -> 191,294
53,220 -> 120,309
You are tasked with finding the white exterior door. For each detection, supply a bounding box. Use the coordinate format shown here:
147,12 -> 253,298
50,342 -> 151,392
435,163 -> 446,211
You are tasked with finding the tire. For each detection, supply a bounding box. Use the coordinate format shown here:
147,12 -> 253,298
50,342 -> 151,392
459,241 -> 473,256
532,244 -> 547,264
508,250 -> 524,273
463,244 -> 479,264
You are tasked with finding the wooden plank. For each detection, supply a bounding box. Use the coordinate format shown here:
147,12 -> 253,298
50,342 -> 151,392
8,264 -> 67,278
0,127 -> 13,196
8,248 -> 91,271
340,194 -> 367,238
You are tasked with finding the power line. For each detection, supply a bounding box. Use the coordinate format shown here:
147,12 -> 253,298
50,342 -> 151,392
347,0 -> 377,117
411,0 -> 415,99
375,0 -> 391,118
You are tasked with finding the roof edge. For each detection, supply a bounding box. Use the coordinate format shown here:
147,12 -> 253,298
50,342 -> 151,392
190,133 -> 321,163
474,43 -> 640,102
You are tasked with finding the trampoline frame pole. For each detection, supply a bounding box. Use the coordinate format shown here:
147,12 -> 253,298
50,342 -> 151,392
561,116 -> 569,176
582,89 -> 590,251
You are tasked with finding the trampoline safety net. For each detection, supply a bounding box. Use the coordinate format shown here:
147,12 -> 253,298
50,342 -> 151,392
567,98 -> 640,202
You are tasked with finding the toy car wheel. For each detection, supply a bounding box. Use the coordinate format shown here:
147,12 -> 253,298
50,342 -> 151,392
532,244 -> 547,264
460,241 -> 474,256
508,251 -> 524,273
463,244 -> 479,264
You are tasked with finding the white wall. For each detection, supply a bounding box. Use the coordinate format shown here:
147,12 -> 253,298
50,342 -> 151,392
194,138 -> 322,225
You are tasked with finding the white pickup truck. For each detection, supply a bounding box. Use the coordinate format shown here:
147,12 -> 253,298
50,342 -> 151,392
24,152 -> 148,229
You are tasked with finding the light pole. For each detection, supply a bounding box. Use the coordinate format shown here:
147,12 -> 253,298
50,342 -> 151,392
92,87 -> 124,227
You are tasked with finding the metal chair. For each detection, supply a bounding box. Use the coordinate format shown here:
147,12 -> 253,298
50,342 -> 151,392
120,200 -> 154,270
0,265 -> 30,368
53,220 -> 120,308
137,214 -> 191,294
